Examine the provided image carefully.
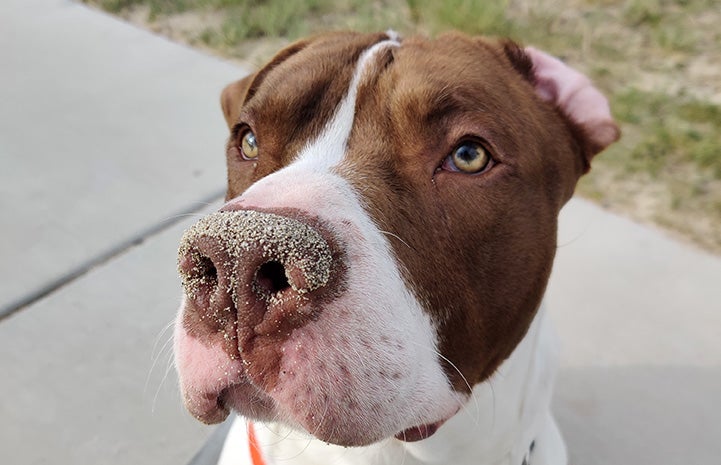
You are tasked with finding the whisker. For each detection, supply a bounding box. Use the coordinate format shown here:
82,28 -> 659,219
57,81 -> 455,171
162,212 -> 204,222
407,339 -> 481,429
487,375 -> 497,430
260,418 -> 296,445
379,229 -> 413,250
145,319 -> 175,395
556,221 -> 591,249
152,348 -> 176,412
310,372 -> 332,440
398,436 -> 409,465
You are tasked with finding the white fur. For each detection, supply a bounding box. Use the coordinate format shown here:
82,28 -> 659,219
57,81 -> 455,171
292,37 -> 400,172
217,306 -> 566,465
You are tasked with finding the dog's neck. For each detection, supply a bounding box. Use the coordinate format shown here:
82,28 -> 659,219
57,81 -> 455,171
219,305 -> 564,465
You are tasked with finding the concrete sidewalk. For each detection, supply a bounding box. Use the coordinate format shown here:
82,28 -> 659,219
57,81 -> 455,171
1,1 -> 243,463
547,199 -> 721,464
1,1 -> 719,464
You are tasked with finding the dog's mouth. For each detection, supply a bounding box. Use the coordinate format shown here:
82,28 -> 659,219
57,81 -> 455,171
221,383 -> 451,444
395,420 -> 445,442
196,381 -> 452,445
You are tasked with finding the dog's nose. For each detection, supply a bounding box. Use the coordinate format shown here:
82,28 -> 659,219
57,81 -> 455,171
177,209 -> 339,349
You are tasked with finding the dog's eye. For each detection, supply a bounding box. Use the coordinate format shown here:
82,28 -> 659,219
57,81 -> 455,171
240,130 -> 259,160
442,141 -> 492,174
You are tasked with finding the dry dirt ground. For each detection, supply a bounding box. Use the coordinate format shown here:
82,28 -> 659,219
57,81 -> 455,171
90,0 -> 721,254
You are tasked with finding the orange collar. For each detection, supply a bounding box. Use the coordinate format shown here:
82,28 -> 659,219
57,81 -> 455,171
247,422 -> 267,465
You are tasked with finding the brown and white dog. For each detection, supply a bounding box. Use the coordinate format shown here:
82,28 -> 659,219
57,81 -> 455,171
173,31 -> 619,465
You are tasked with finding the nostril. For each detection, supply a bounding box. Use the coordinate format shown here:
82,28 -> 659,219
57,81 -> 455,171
179,248 -> 220,302
195,255 -> 218,286
255,261 -> 290,295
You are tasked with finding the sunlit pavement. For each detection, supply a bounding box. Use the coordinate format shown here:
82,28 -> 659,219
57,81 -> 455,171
1,1 -> 719,464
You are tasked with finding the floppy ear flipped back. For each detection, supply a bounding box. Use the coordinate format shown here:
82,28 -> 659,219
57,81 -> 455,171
220,39 -> 315,130
505,43 -> 620,170
220,75 -> 255,130
526,47 -> 620,156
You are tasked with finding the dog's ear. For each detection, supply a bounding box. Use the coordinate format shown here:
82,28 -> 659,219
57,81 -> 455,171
220,75 -> 254,129
220,39 -> 314,130
503,42 -> 620,169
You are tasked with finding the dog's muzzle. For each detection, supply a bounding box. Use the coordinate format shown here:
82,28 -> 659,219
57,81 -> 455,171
177,208 -> 342,359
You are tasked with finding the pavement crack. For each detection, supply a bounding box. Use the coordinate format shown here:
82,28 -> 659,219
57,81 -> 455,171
0,189 -> 225,322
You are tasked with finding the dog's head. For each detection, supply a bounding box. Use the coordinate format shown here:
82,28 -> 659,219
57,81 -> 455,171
174,31 -> 618,446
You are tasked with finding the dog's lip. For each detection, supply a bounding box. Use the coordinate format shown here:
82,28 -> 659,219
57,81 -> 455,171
189,383 -> 261,424
394,405 -> 461,443
186,388 -> 231,425
394,419 -> 444,442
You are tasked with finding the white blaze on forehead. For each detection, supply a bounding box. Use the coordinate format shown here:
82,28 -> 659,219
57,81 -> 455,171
293,36 -> 401,172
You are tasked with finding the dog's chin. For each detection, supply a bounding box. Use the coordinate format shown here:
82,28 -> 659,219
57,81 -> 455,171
200,384 -> 455,447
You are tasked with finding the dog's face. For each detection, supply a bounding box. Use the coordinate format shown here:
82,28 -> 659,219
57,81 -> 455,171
174,31 -> 618,446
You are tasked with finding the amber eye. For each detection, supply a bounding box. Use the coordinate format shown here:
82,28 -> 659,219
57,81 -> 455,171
444,141 -> 492,174
240,130 -> 259,160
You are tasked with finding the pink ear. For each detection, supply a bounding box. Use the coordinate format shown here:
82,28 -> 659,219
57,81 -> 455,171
525,47 -> 620,156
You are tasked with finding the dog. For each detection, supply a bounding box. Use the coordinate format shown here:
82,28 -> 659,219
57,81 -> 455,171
173,30 -> 619,465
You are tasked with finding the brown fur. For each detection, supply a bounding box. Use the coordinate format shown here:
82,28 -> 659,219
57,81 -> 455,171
221,32 -> 389,200
217,31 -> 603,391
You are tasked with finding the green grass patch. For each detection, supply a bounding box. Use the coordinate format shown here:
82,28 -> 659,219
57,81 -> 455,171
622,0 -> 704,52
407,0 -> 513,37
201,0 -> 320,43
197,0 -> 401,45
613,88 -> 721,179
90,0 -> 199,16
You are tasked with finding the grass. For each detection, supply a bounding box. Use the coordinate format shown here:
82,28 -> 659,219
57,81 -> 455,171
612,89 -> 721,178
407,0 -> 513,37
196,0 -> 408,48
83,0 -> 721,252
